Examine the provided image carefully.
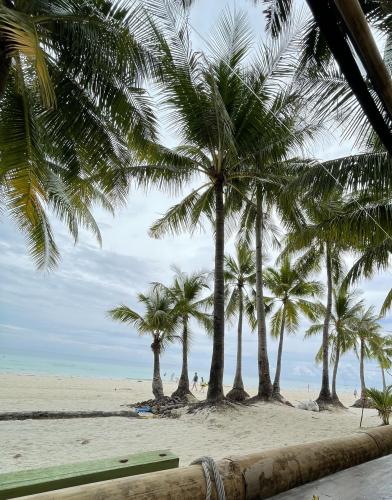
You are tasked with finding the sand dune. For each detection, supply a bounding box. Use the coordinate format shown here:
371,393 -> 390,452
0,373 -> 379,473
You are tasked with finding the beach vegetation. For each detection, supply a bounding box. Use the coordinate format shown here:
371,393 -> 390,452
131,4 -> 310,402
224,243 -> 256,401
153,268 -> 212,400
264,255 -> 322,402
365,386 -> 392,425
108,289 -> 179,400
306,284 -> 364,406
0,0 -> 156,268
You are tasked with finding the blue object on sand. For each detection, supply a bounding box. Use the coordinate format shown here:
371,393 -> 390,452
135,406 -> 152,413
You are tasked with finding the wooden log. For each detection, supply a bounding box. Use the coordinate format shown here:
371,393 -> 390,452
0,451 -> 178,499
21,426 -> 392,499
0,410 -> 139,421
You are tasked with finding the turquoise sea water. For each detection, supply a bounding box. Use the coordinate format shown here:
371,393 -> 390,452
0,353 -> 152,380
0,352 -> 359,392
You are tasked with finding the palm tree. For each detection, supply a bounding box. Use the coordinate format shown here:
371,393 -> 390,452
108,289 -> 178,400
233,94 -> 322,401
264,255 -> 322,401
0,0 -> 156,268
133,5 -> 310,401
373,335 -> 392,391
351,306 -> 382,405
153,268 -> 212,400
284,196 -> 346,408
224,243 -> 256,401
306,284 -> 363,404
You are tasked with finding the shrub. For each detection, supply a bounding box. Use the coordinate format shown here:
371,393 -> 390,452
365,386 -> 392,425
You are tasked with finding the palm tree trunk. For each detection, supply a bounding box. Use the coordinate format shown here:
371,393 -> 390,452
233,285 -> 244,390
172,318 -> 190,398
226,285 -> 250,402
273,306 -> 286,397
331,345 -> 340,400
360,338 -> 366,399
381,365 -> 386,392
255,190 -> 272,399
207,178 -> 225,402
152,337 -> 164,400
317,245 -> 333,406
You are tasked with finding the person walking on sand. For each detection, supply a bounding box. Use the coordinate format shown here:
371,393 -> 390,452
192,372 -> 199,392
200,376 -> 207,393
354,388 -> 358,398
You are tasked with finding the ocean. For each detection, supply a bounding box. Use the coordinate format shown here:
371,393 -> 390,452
0,352 -> 152,381
0,351 -> 360,392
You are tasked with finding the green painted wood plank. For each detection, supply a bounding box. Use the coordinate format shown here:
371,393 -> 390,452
0,450 -> 179,499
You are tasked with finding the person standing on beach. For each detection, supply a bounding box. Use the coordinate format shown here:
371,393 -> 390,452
192,372 -> 199,391
200,377 -> 207,393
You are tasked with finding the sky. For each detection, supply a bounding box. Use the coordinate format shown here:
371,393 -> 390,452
0,0 -> 391,390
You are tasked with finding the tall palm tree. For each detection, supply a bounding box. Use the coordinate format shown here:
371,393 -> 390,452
306,284 -> 364,404
233,92 -> 322,401
133,5 -> 310,401
284,196 -> 346,408
264,255 -> 322,401
373,335 -> 392,391
224,243 -> 256,401
352,306 -> 382,405
108,289 -> 178,400
0,0 -> 156,268
153,268 -> 212,400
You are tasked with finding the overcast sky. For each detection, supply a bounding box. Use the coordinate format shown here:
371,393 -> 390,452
1,0 -> 391,390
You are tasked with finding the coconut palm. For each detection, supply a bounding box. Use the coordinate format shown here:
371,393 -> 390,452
284,196 -> 346,407
224,243 -> 256,401
306,284 -> 364,404
239,163 -> 310,401
351,306 -> 382,405
231,79 -> 322,401
153,268 -> 212,400
0,0 -> 156,268
221,85 -> 322,402
133,5 -> 313,401
373,335 -> 392,391
108,290 -> 178,400
264,255 -> 323,401
290,164 -> 392,339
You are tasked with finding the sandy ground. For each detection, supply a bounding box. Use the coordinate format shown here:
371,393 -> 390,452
0,373 -> 379,473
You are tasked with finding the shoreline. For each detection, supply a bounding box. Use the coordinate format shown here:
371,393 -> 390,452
0,370 -> 356,396
0,370 -> 153,383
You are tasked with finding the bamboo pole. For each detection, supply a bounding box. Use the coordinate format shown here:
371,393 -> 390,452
305,0 -> 392,155
22,426 -> 392,500
334,0 -> 392,119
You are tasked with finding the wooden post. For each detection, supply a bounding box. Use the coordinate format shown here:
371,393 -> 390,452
20,426 -> 392,500
0,451 -> 178,499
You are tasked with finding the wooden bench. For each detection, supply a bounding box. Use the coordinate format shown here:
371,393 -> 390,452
0,450 -> 179,499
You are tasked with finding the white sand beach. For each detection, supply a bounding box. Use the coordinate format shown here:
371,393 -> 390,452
0,373 -> 379,473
